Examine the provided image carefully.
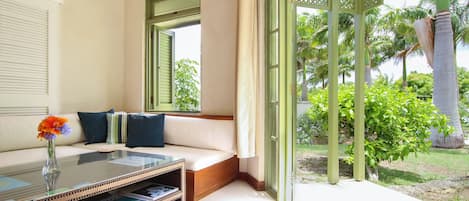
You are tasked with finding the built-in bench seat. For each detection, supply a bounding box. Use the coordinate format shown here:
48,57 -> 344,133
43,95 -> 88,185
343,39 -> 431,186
72,142 -> 234,171
0,113 -> 239,201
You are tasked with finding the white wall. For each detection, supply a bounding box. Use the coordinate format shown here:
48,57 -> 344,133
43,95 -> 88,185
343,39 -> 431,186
59,0 -> 125,113
124,0 -> 146,112
200,0 -> 237,116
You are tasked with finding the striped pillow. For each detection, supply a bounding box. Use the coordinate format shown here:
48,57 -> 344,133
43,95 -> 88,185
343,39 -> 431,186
106,112 -> 128,144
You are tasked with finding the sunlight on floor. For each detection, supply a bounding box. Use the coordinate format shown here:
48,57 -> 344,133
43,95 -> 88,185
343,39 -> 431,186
295,179 -> 420,201
201,180 -> 273,201
201,180 -> 421,201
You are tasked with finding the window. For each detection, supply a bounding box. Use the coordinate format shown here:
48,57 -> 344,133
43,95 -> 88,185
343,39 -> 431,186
145,0 -> 201,112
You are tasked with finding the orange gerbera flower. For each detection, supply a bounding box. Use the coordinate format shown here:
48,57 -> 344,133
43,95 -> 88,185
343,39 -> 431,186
37,116 -> 70,140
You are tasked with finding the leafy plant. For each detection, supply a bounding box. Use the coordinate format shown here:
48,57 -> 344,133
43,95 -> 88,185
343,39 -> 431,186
297,113 -> 324,144
307,84 -> 453,172
395,69 -> 469,130
402,67 -> 469,100
175,59 -> 200,111
395,72 -> 433,98
373,75 -> 395,87
457,67 -> 469,98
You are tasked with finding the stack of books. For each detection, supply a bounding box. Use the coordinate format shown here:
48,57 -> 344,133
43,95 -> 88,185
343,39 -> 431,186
119,182 -> 179,201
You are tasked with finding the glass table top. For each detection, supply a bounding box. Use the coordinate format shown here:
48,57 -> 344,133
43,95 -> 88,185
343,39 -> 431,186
0,150 -> 182,201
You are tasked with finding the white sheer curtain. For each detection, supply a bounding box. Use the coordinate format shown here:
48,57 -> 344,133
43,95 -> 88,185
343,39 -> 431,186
236,0 -> 261,158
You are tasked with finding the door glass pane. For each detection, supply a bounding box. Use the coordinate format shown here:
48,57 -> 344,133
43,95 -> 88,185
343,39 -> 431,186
270,0 -> 278,30
266,0 -> 279,198
270,32 -> 279,66
272,103 -> 279,191
269,67 -> 279,102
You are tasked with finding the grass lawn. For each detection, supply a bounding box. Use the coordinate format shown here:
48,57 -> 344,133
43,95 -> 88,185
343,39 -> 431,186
378,146 -> 469,186
296,144 -> 348,157
296,144 -> 469,186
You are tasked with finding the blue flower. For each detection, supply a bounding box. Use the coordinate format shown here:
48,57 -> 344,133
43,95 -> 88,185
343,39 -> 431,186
44,133 -> 56,140
60,123 -> 72,136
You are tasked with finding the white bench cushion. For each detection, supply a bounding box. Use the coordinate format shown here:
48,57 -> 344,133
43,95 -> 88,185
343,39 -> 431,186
0,146 -> 94,168
164,116 -> 236,153
72,143 -> 234,171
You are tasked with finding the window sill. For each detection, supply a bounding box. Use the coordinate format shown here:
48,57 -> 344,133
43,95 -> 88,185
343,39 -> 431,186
146,111 -> 234,120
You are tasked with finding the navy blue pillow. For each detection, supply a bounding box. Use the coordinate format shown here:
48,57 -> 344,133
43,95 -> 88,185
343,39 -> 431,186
126,114 -> 165,148
78,109 -> 114,144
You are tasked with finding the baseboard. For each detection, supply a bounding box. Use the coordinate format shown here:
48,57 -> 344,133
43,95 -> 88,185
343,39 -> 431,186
238,172 -> 265,191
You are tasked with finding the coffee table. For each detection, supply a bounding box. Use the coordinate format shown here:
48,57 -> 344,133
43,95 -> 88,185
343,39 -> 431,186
0,150 -> 185,201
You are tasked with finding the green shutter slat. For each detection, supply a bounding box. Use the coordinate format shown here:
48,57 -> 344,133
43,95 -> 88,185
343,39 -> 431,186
158,31 -> 174,105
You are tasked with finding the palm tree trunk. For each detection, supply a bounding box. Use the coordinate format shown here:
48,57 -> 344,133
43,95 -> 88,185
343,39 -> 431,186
301,64 -> 308,101
402,55 -> 408,89
342,72 -> 345,84
365,66 -> 372,86
431,11 -> 465,148
301,82 -> 308,101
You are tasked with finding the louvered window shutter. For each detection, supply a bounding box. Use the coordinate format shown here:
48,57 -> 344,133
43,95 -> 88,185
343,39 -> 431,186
157,30 -> 175,109
147,26 -> 175,111
0,0 -> 56,116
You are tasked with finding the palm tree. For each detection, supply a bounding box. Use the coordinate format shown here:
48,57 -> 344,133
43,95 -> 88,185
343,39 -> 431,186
382,8 -> 430,88
340,8 -> 394,85
338,40 -> 354,84
297,12 -> 328,101
416,0 -> 467,147
431,0 -> 465,148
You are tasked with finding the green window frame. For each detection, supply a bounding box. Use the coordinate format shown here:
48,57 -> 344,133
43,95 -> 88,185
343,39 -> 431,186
145,0 -> 200,112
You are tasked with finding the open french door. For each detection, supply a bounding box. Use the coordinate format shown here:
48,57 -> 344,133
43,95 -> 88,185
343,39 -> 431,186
265,0 -> 296,200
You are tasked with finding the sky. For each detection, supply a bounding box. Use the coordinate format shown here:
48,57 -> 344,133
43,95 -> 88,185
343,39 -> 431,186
170,24 -> 201,64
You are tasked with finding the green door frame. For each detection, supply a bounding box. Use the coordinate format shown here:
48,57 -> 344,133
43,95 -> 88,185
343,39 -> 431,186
278,0 -> 296,200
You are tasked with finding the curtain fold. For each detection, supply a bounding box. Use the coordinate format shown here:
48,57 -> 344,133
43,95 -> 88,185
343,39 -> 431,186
236,0 -> 260,158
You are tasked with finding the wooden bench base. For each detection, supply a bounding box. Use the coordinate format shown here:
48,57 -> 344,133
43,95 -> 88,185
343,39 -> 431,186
185,156 -> 239,201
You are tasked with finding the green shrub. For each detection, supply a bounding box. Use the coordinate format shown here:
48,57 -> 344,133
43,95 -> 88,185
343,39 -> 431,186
374,75 -> 395,87
457,68 -> 469,131
175,59 -> 200,111
307,84 -> 452,168
457,67 -> 469,98
394,68 -> 469,99
395,72 -> 433,98
297,113 -> 323,144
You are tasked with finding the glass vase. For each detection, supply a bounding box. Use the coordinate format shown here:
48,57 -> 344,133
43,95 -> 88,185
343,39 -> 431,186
42,139 -> 60,193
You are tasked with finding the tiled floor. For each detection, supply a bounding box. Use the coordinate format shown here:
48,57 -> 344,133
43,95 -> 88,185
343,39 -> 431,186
201,179 -> 420,201
294,180 -> 420,201
200,180 -> 273,201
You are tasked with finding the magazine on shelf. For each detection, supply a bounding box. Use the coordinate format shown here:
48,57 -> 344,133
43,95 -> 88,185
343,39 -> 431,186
121,182 -> 179,201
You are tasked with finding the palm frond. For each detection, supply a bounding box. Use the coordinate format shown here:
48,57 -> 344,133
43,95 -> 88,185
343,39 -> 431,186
414,17 -> 434,68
